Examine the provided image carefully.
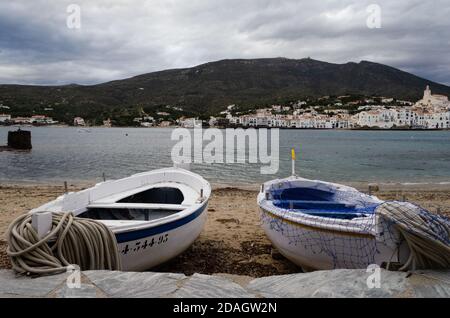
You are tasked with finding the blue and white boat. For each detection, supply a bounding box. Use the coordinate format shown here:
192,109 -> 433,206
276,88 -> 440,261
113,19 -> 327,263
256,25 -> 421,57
257,176 -> 411,271
30,168 -> 211,271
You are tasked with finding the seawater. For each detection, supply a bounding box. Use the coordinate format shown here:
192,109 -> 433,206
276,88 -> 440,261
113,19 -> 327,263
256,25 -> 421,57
1,127 -> 450,185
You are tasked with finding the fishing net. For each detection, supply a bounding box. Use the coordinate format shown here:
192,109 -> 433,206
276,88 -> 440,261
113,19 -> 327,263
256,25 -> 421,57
376,201 -> 450,270
259,179 -> 450,270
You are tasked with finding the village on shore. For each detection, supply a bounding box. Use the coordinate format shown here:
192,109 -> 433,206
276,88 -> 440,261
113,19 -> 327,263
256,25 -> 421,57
1,86 -> 449,130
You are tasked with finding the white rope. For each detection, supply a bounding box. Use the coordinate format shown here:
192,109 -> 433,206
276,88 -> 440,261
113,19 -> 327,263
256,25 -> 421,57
6,212 -> 122,276
376,202 -> 450,271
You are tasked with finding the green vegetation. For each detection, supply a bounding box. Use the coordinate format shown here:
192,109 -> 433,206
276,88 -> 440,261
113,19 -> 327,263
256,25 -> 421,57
1,58 -> 449,126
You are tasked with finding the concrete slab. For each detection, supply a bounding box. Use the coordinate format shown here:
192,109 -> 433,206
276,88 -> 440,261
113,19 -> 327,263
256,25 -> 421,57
408,270 -> 450,298
247,269 -> 411,298
84,270 -> 186,298
172,273 -> 256,298
54,283 -> 99,298
0,270 -> 68,298
0,269 -> 448,298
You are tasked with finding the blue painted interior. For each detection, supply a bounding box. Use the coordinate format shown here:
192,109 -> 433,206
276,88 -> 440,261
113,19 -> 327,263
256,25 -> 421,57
270,187 -> 377,220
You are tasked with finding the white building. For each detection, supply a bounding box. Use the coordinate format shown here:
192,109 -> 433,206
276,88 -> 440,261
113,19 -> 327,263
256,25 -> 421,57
140,122 -> 153,128
157,112 -> 170,117
357,110 -> 384,128
331,114 -> 351,129
411,86 -> 450,129
226,86 -> 450,130
268,116 -> 289,128
179,118 -> 202,128
103,118 -> 112,127
355,87 -> 450,129
271,105 -> 282,112
414,109 -> 450,129
416,85 -> 449,108
357,108 -> 402,128
394,107 -> 413,127
209,117 -> 218,127
12,117 -> 32,124
0,114 -> 11,122
30,115 -> 57,125
159,121 -> 172,127
73,117 -> 86,126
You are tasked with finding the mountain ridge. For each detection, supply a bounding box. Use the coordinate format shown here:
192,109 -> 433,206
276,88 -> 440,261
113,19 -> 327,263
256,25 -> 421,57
1,58 -> 449,123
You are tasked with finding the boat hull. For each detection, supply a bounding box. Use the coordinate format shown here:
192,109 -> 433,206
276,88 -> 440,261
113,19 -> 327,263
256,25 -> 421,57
260,207 -> 402,270
116,203 -> 207,271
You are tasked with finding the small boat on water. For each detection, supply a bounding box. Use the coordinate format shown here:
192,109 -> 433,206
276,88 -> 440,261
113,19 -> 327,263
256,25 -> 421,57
29,167 -> 211,271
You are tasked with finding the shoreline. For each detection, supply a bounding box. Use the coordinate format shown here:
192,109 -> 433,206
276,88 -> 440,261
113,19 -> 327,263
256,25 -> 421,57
2,179 -> 450,191
2,125 -> 450,131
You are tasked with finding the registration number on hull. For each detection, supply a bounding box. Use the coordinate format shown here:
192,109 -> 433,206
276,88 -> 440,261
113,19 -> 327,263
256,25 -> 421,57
120,233 -> 169,255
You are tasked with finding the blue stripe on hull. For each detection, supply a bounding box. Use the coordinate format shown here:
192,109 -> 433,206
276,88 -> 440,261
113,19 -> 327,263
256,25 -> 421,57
115,204 -> 207,243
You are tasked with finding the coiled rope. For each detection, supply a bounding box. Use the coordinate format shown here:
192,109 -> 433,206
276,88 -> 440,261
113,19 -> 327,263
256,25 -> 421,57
6,212 -> 122,275
376,202 -> 450,271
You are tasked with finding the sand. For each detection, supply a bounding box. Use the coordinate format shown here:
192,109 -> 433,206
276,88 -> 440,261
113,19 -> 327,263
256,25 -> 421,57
1,182 -> 449,277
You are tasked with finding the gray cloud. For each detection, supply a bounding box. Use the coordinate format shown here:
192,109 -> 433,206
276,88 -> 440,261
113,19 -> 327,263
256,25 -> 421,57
0,0 -> 449,85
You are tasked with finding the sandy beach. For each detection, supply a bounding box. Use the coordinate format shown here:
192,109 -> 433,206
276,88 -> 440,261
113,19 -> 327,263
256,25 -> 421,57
1,182 -> 449,277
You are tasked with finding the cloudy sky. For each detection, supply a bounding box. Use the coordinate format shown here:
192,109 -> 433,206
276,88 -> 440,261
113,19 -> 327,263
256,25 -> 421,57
0,0 -> 449,85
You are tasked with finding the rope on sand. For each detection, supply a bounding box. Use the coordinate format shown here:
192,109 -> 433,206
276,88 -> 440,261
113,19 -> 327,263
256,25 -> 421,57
6,212 -> 121,275
376,202 -> 450,271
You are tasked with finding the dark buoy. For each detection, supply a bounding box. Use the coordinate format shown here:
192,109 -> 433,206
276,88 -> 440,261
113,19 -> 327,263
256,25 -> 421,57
8,128 -> 32,150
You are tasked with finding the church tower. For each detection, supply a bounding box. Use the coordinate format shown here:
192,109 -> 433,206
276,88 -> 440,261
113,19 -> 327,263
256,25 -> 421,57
424,85 -> 431,100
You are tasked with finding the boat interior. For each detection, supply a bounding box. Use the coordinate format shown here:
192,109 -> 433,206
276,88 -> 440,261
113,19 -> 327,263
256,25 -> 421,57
78,182 -> 199,221
269,186 -> 379,220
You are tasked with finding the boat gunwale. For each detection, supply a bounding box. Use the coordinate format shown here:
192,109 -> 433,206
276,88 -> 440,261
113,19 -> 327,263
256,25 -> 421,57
29,167 -> 212,235
112,200 -> 208,243
257,176 -> 381,237
259,206 -> 376,239
99,198 -> 209,235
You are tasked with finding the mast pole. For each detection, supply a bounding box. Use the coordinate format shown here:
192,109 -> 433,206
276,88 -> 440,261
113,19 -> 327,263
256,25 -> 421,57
291,148 -> 296,176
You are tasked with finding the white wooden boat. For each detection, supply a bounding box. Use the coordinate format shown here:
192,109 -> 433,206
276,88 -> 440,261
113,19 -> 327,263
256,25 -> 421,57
257,176 -> 411,271
30,168 -> 211,271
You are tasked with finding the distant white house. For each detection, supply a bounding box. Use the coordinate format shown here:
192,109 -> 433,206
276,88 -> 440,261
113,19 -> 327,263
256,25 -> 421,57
140,122 -> 153,128
12,117 -> 31,124
357,109 -> 394,128
0,114 -> 11,122
73,117 -> 86,126
209,117 -> 218,127
134,116 -> 154,126
103,118 -> 112,127
30,115 -> 58,125
159,121 -> 172,127
179,118 -> 202,128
